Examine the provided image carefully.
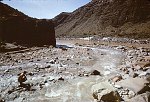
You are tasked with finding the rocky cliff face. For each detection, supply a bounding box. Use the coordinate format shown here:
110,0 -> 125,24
54,0 -> 150,39
0,2 -> 56,46
53,12 -> 70,27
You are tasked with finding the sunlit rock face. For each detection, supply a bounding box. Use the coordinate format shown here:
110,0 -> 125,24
0,2 -> 56,47
54,0 -> 150,39
52,12 -> 71,27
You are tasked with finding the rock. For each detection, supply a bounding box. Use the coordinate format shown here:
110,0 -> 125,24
76,62 -> 79,65
128,90 -> 136,99
118,88 -> 135,100
91,81 -> 122,102
121,67 -> 128,72
39,83 -> 44,89
84,74 -> 89,77
0,99 -> 5,102
28,72 -> 34,76
127,92 -> 150,102
78,73 -> 84,77
114,85 -> 122,89
139,70 -> 150,77
116,77 -> 150,94
4,69 -> 9,73
139,71 -> 150,77
18,67 -> 22,70
61,47 -> 67,51
13,97 -> 24,102
59,64 -> 63,67
116,46 -> 126,50
129,72 -> 139,78
144,63 -> 150,68
45,65 -> 51,68
7,91 -> 19,101
55,57 -> 58,60
37,59 -> 41,61
0,95 -> 5,102
90,70 -> 101,75
125,70 -> 130,74
100,91 -> 121,102
143,67 -> 150,71
111,75 -> 123,82
49,60 -> 56,64
134,65 -> 142,70
58,77 -> 64,81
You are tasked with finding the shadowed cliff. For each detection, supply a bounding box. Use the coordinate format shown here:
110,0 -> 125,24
0,2 -> 56,47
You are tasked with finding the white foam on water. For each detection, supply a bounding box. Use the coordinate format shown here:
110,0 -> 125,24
79,37 -> 94,41
44,40 -> 125,102
45,76 -> 103,102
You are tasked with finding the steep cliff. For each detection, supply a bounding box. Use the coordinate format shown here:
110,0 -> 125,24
0,2 -> 56,46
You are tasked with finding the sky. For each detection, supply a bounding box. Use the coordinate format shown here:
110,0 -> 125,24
2,0 -> 91,19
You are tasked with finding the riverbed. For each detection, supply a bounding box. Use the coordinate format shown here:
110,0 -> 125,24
0,39 -> 126,102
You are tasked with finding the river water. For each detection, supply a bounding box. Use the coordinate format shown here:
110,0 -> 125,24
43,39 -> 125,102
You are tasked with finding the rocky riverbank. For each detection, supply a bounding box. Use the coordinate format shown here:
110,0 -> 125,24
0,38 -> 150,102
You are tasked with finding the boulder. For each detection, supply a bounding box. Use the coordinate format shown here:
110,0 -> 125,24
144,63 -> 150,68
0,95 -> 5,102
127,92 -> 150,102
91,81 -> 122,102
111,75 -> 123,82
129,72 -> 139,78
58,77 -> 64,81
116,77 -> 150,94
90,70 -> 101,75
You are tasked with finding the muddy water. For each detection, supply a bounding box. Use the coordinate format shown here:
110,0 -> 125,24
43,40 -> 124,102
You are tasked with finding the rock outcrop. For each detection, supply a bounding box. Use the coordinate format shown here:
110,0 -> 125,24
0,2 -> 56,46
52,12 -> 70,27
54,0 -> 150,39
